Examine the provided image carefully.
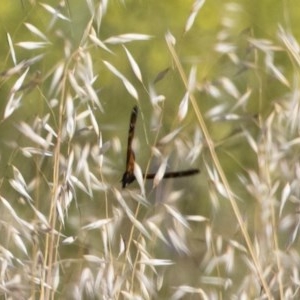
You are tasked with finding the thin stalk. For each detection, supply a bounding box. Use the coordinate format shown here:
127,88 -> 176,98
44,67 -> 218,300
166,35 -> 272,299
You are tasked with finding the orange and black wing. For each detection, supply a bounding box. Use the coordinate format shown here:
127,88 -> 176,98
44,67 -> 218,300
121,105 -> 138,188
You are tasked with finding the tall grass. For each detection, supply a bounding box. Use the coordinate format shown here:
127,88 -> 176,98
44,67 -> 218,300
0,0 -> 299,299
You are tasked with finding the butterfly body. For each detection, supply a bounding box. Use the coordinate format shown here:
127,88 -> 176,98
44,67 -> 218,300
121,149 -> 136,188
122,106 -> 138,188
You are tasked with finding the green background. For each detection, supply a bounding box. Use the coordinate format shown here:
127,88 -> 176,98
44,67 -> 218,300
0,0 -> 299,299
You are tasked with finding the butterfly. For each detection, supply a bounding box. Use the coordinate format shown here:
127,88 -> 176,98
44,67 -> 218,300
121,105 -> 200,188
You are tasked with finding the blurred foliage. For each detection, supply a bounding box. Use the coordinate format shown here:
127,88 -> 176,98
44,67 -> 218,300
0,0 -> 299,299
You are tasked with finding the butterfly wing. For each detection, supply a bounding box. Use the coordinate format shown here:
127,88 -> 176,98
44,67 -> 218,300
121,106 -> 200,188
121,106 -> 138,188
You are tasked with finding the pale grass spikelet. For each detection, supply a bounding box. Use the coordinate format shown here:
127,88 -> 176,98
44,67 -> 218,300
171,285 -> 209,300
84,81 -> 103,112
40,3 -> 70,22
157,272 -> 164,291
134,162 -> 146,196
12,228 -> 28,256
11,67 -> 29,93
129,190 -> 150,207
188,65 -> 197,92
40,114 -> 58,138
81,51 -> 97,85
153,157 -> 168,187
279,183 -> 291,217
128,213 -> 150,240
29,204 -> 51,230
118,237 -> 126,258
95,1 -> 106,31
81,218 -> 112,231
69,175 -> 90,195
88,171 -> 109,191
205,224 -> 212,251
101,226 -> 108,257
167,228 -> 190,255
75,143 -> 90,174
149,84 -> 166,106
286,218 -> 300,248
52,264 -> 60,292
103,60 -> 139,100
164,204 -> 190,229
221,2 -> 242,30
114,188 -> 149,238
83,255 -> 106,264
17,121 -> 52,148
205,103 -> 228,120
178,92 -> 189,121
104,33 -> 152,44
4,93 -> 22,120
62,235 -> 77,245
79,268 -> 95,299
89,27 -> 113,53
68,70 -> 87,99
166,190 -> 184,204
199,80 -> 221,98
216,235 -> 223,254
16,41 -> 50,50
243,129 -> 258,153
9,165 -> 33,202
24,22 -> 49,42
49,63 -> 65,95
228,239 -> 248,254
200,276 -> 232,290
278,25 -> 300,68
146,219 -> 169,245
0,54 -> 44,78
7,33 -> 16,65
214,42 -> 236,54
85,0 -> 95,14
231,88 -> 252,112
158,127 -> 182,145
286,81 -> 300,132
106,263 -> 115,297
0,196 -> 33,232
66,94 -> 76,138
205,163 -> 229,199
248,37 -> 282,53
186,215 -> 207,222
123,46 -> 143,83
97,131 -> 103,167
1,62 -> 24,79
165,31 -> 176,46
2,1 -> 300,299
184,0 -> 206,33
265,52 -> 290,87
186,126 -> 203,163
56,185 -> 74,225
219,77 -> 240,99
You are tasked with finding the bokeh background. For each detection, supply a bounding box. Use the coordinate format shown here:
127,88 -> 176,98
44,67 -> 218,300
0,1 -> 299,299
